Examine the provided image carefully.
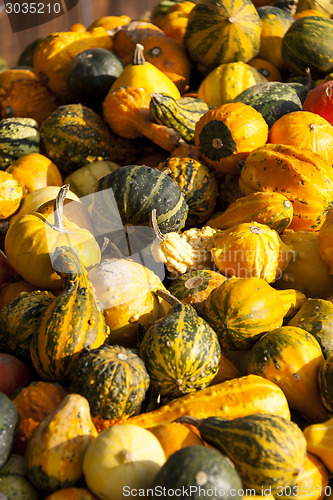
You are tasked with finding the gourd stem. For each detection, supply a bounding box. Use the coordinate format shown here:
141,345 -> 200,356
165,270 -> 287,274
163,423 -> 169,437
155,288 -> 182,306
133,43 -> 145,66
150,209 -> 166,242
53,184 -> 69,232
174,415 -> 202,427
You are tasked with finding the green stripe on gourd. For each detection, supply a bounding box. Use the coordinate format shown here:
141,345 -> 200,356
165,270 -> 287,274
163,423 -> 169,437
197,119 -> 237,161
0,117 -> 40,170
150,93 -> 211,143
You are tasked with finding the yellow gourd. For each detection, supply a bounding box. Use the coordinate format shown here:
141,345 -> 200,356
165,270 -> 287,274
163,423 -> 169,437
304,417 -> 333,473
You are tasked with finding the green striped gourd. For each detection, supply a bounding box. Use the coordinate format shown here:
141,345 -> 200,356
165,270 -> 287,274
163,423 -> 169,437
0,117 -> 40,170
149,92 -> 211,143
176,413 -> 307,495
184,0 -> 262,72
139,293 -> 221,398
69,344 -> 150,420
30,246 -> 109,381
156,155 -> 218,226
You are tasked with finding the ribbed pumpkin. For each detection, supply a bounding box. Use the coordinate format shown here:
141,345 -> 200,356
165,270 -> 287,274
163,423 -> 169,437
247,325 -> 329,423
197,61 -> 266,107
0,290 -> 55,362
69,344 -> 150,420
176,413 -> 307,495
194,102 -> 268,175
207,191 -> 293,233
211,221 -> 292,282
33,28 -> 113,98
239,144 -> 333,231
204,277 -> 301,350
287,298 -> 333,359
40,104 -> 141,176
91,164 -> 188,255
184,0 -> 262,73
30,246 -> 109,381
156,155 -> 218,226
269,111 -> 333,165
139,296 -> 221,398
257,6 -> 295,70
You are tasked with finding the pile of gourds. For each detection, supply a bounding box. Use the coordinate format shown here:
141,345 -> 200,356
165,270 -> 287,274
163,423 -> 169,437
2,0 -> 333,498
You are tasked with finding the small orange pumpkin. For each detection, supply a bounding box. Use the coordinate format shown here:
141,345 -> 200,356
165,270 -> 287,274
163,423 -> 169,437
194,102 -> 268,175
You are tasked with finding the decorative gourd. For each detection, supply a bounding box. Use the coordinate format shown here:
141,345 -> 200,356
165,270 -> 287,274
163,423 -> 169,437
175,414 -> 307,495
232,81 -> 303,128
0,171 -> 23,219
0,454 -> 39,500
204,277 -> 304,350
207,191 -> 293,233
156,155 -> 218,226
257,6 -> 295,70
152,445 -> 243,498
40,103 -> 142,176
294,8 -> 331,18
88,257 -> 171,348
37,197 -> 95,234
91,165 -> 188,254
288,298 -> 333,359
295,0 -> 333,17
64,160 -> 120,198
248,58 -> 282,81
194,102 -> 268,175
269,111 -> 333,165
109,43 -> 181,99
9,185 -> 79,226
69,344 -> 149,419
210,221 -> 293,282
66,48 -> 124,109
83,424 -> 165,500
33,28 -> 113,98
0,77 -> 58,124
168,269 -> 226,312
0,290 -> 55,361
155,1 -> 195,44
148,422 -> 203,459
16,37 -> 44,67
25,393 -> 98,494
197,61 -> 267,108
44,488 -> 98,500
318,208 -> 333,274
303,417 -> 333,472
6,152 -> 62,197
0,275 -> 38,311
276,230 -> 333,299
282,17 -> 333,78
247,325 -> 329,422
12,381 -> 67,455
139,291 -> 221,398
30,245 -> 109,381
88,15 -> 131,31
302,81 -> 333,126
318,357 -> 333,413
102,86 -> 180,152
184,0 -> 262,73
0,117 -> 40,170
149,92 -> 211,144
5,185 -> 101,290
0,392 -> 19,468
93,374 -> 291,432
239,144 -> 333,231
285,452 -> 330,500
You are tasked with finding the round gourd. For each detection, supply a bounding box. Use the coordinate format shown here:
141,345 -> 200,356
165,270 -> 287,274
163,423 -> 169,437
67,48 -> 124,109
0,117 -> 40,170
197,61 -> 266,107
239,144 -> 333,231
139,300 -> 221,398
91,164 -> 188,254
184,0 -> 262,73
69,344 -> 150,420
232,81 -> 303,128
281,16 -> 333,78
194,102 -> 268,176
247,325 -> 329,423
151,445 -> 243,499
82,425 -> 166,500
302,81 -> 333,126
0,454 -> 39,500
